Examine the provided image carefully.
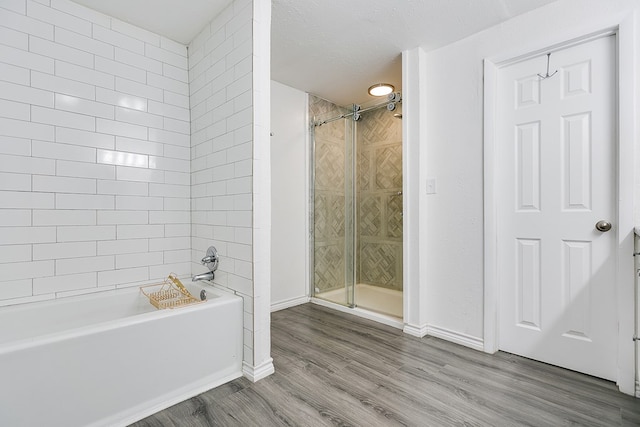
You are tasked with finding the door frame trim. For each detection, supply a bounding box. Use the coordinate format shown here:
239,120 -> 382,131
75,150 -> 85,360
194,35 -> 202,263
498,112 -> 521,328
483,22 -> 637,395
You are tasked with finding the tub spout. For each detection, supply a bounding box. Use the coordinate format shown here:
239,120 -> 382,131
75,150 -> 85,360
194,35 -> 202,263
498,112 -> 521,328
192,271 -> 214,282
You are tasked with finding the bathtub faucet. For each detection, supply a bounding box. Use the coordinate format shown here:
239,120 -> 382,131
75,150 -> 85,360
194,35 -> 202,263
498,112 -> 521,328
192,271 -> 214,282
192,246 -> 219,282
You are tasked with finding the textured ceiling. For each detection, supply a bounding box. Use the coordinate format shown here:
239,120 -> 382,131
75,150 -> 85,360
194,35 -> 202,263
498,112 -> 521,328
271,0 -> 558,105
69,0 -> 232,45
70,0 -> 558,106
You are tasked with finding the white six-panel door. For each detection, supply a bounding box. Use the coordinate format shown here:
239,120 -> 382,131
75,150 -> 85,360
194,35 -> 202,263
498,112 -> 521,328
496,35 -> 617,380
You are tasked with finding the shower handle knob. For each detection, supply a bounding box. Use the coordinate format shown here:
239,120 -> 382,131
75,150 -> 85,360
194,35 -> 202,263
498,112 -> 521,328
201,246 -> 219,271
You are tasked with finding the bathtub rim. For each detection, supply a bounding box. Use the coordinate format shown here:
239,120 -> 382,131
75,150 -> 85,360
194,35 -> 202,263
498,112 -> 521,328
0,282 -> 238,355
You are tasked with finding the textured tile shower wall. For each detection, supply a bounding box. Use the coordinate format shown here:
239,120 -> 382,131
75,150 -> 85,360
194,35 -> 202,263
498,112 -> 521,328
0,0 -> 191,304
310,95 -> 347,293
311,96 -> 403,293
357,107 -> 403,290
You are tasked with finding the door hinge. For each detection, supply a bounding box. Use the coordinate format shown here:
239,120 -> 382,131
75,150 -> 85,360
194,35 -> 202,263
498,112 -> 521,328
633,336 -> 639,342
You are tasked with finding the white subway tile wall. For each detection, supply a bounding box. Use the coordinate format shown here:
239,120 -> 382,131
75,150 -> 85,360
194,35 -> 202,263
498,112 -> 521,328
189,0 -> 255,365
0,0 -> 191,304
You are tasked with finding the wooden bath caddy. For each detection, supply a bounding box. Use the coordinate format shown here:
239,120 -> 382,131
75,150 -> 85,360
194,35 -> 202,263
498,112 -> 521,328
140,274 -> 201,309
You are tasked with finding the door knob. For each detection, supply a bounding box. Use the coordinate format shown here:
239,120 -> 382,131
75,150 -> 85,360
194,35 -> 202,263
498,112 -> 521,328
595,220 -> 612,232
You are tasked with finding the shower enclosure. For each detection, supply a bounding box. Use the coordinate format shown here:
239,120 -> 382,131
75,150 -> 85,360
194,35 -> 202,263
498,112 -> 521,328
310,95 -> 403,319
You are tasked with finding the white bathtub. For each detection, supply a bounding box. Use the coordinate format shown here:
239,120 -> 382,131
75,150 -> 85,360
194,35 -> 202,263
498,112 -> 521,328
0,282 -> 243,427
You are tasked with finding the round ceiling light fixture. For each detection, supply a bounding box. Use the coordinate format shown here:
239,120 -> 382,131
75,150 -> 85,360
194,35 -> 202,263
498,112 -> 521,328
368,83 -> 394,97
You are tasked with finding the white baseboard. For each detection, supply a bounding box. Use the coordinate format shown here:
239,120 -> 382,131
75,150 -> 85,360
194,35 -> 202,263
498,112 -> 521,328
403,323 -> 428,337
243,358 -> 275,383
308,299 -> 484,352
426,324 -> 484,351
271,296 -> 310,312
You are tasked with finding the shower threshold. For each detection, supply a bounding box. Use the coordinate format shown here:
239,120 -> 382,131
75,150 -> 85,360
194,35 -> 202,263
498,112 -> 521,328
313,284 -> 403,328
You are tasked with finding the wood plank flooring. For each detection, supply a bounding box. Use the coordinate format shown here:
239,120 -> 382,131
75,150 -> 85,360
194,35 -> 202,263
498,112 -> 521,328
131,303 -> 640,426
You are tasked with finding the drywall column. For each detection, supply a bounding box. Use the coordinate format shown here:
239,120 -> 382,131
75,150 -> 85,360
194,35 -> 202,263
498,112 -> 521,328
250,0 -> 274,382
402,47 -> 428,336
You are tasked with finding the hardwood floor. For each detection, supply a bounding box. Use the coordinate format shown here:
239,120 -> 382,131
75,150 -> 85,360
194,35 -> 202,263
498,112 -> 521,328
131,303 -> 640,426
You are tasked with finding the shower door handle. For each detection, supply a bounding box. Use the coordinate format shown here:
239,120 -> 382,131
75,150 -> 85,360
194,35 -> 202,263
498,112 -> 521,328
390,191 -> 403,217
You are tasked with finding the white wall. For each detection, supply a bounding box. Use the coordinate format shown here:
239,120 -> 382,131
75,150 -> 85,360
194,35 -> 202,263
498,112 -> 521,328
188,0 -> 273,381
270,80 -> 308,309
0,0 -> 191,305
412,0 -> 639,342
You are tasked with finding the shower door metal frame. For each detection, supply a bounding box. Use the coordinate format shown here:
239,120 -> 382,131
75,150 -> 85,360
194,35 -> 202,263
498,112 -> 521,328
308,117 -> 316,300
344,114 -> 357,308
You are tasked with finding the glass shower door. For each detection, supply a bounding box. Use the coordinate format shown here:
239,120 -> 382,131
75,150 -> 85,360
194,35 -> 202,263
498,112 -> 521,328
354,104 -> 403,318
310,97 -> 355,308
